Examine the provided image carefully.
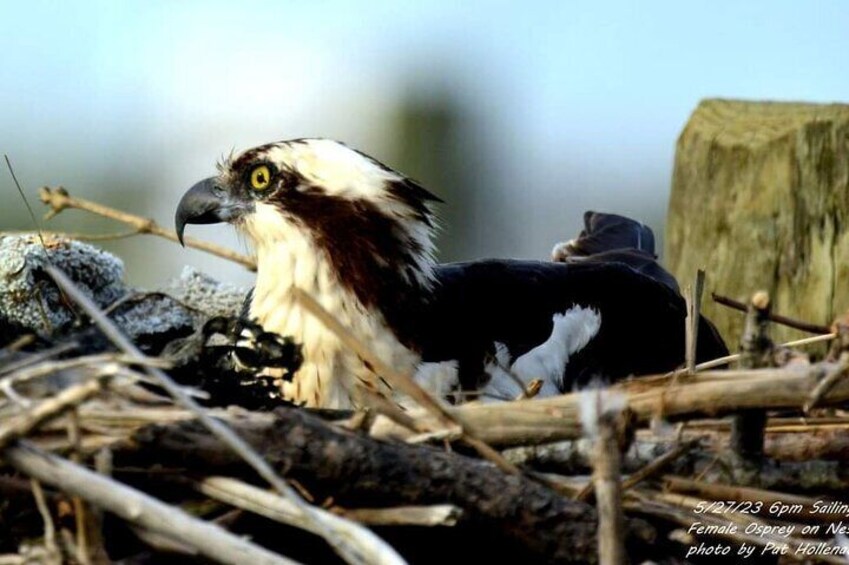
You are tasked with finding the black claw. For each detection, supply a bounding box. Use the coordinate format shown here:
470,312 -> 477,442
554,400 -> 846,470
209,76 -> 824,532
197,314 -> 303,409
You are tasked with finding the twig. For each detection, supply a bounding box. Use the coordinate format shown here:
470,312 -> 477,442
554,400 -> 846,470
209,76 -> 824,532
1,334 -> 36,352
684,270 -> 705,374
30,478 -> 61,563
5,155 -> 47,249
5,442 -> 298,565
805,354 -> 849,413
406,426 -> 463,444
0,341 -> 79,378
712,292 -> 830,334
66,411 -> 99,565
374,358 -> 849,447
589,396 -> 626,565
197,477 -> 406,565
0,367 -> 115,449
730,291 -> 772,459
102,290 -> 205,316
0,229 -> 143,242
44,266 -> 383,565
636,333 -> 836,384
38,187 -> 256,270
515,379 -> 542,400
0,353 -> 166,399
806,323 -> 849,412
335,505 -> 462,527
621,440 -> 699,491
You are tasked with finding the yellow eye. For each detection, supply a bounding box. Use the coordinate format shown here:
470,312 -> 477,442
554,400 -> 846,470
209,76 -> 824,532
250,165 -> 272,190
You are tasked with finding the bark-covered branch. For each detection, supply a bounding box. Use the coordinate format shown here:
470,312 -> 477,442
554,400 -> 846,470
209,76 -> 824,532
117,407 -> 655,563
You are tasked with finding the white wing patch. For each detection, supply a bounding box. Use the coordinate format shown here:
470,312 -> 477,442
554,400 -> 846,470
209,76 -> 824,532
480,306 -> 601,402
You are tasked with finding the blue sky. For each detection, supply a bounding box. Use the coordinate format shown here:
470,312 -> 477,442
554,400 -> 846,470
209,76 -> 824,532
2,1 -> 847,286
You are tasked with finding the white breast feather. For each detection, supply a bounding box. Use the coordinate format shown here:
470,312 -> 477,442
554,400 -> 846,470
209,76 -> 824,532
241,202 -> 420,408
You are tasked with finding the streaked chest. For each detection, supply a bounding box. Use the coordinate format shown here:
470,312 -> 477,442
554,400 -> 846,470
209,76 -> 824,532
242,205 -> 419,407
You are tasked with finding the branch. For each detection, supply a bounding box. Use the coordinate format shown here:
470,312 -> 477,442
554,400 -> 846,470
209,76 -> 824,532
117,407 -> 653,562
806,322 -> 849,412
198,476 -> 419,564
335,505 -> 461,527
3,442 -> 298,565
684,269 -> 705,374
712,292 -> 830,334
38,186 -> 255,270
588,395 -> 626,565
374,359 -> 849,447
0,366 -> 118,449
729,291 -> 773,459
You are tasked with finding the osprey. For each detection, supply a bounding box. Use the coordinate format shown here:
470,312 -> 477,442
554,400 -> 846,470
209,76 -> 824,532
175,138 -> 727,408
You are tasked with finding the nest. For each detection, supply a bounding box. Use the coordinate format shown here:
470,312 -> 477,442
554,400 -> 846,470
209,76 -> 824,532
3,188 -> 849,564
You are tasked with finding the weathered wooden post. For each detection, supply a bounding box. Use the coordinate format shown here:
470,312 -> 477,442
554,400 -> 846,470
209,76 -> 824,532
666,99 -> 849,347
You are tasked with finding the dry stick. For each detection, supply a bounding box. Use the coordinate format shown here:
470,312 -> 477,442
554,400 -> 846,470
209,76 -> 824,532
730,291 -> 772,459
37,187 -> 256,271
680,415 -> 849,431
198,476 -> 438,564
0,368 -> 114,449
291,286 -> 521,475
684,270 -> 705,374
806,323 -> 849,412
30,478 -> 60,562
0,341 -> 79,378
373,359 -> 849,448
0,354 -> 167,397
360,388 -> 424,435
102,290 -> 205,317
6,155 -> 47,250
666,333 -> 836,376
0,228 -> 143,242
44,266 -> 393,565
515,379 -> 543,401
67,411 -> 93,565
620,439 -> 699,491
336,506 -> 462,527
589,399 -> 625,565
2,334 -> 36,352
805,354 -> 849,413
712,292 -> 831,335
5,442 -> 299,565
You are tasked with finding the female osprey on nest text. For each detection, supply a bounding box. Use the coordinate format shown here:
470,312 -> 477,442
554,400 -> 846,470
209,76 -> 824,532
175,138 -> 727,409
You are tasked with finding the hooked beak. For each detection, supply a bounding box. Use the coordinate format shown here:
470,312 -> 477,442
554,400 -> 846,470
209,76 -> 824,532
175,177 -> 238,245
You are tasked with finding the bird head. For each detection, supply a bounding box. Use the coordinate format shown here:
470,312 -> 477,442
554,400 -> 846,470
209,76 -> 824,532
176,138 -> 442,290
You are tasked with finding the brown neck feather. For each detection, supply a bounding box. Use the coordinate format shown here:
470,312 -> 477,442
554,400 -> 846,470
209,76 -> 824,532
269,186 -> 433,348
